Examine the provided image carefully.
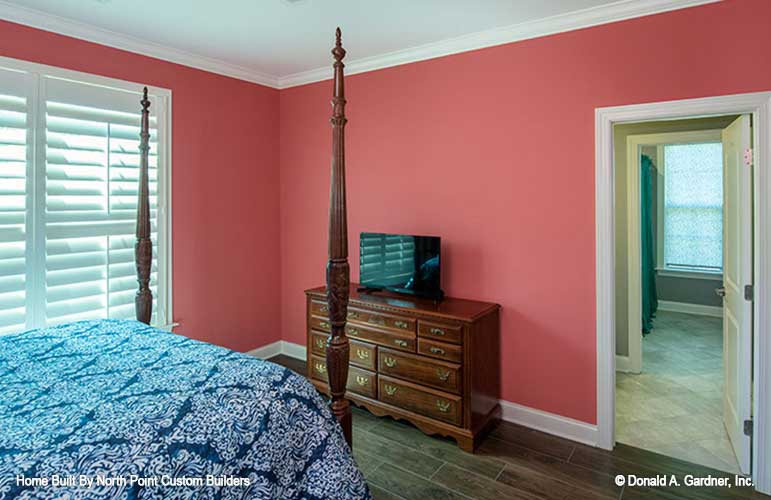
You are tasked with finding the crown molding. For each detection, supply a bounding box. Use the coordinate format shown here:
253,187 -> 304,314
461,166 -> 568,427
277,0 -> 721,89
0,0 -> 720,90
0,0 -> 279,88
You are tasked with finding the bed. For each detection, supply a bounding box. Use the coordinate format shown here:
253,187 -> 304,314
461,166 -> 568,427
0,30 -> 364,500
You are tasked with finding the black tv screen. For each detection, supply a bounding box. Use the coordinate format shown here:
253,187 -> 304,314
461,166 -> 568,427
359,232 -> 441,299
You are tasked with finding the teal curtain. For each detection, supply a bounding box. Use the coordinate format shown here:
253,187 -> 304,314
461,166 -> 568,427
641,154 -> 658,334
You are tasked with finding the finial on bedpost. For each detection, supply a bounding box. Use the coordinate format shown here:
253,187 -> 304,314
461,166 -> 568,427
326,28 -> 352,446
135,86 -> 153,325
331,27 -> 346,102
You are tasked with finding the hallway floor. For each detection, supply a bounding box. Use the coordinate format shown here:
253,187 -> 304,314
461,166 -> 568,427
616,310 -> 740,473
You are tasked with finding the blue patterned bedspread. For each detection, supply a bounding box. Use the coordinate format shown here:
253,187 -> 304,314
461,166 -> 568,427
0,320 -> 370,500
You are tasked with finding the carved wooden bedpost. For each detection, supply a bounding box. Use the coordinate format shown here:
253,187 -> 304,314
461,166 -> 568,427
135,87 -> 153,324
326,28 -> 352,446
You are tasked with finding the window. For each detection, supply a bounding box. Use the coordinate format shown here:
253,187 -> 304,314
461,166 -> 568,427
659,141 -> 723,275
0,58 -> 171,335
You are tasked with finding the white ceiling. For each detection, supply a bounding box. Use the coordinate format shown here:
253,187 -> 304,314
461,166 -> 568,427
0,0 -> 718,88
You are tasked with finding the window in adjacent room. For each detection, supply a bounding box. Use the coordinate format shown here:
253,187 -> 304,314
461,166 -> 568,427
656,141 -> 723,276
0,57 -> 171,335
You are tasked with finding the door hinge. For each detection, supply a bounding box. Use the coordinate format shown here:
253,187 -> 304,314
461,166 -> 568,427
745,284 -> 754,301
744,148 -> 754,167
744,419 -> 753,437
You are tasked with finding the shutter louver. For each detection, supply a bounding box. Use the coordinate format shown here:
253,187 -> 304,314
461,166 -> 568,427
0,69 -> 29,335
360,234 -> 415,286
44,85 -> 159,326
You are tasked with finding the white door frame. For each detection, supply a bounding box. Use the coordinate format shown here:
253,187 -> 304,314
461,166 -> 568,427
595,91 -> 771,495
622,129 -> 724,374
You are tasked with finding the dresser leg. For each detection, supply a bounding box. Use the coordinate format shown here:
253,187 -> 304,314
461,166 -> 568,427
456,434 -> 475,453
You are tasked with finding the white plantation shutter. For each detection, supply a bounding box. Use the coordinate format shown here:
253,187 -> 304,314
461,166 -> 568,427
0,68 -> 29,334
0,59 -> 170,335
44,81 -> 160,326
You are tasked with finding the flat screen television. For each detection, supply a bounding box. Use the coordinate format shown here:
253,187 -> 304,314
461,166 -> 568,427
359,232 -> 442,300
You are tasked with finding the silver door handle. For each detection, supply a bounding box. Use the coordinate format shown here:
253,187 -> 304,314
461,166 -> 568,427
715,287 -> 726,297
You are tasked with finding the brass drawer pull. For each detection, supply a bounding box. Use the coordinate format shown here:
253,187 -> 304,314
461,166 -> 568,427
314,362 -> 327,374
393,339 -> 408,348
436,400 -> 451,413
394,320 -> 409,329
315,338 -> 326,349
384,384 -> 397,396
430,327 -> 445,336
368,316 -> 385,326
384,357 -> 397,368
348,311 -> 360,320
356,375 -> 369,386
319,305 -> 328,313
347,327 -> 359,336
437,369 -> 451,382
355,349 -> 370,360
429,346 -> 445,355
320,321 -> 330,329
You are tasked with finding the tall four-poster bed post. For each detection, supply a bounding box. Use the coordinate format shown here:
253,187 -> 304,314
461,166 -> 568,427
326,27 -> 353,445
136,87 -> 153,325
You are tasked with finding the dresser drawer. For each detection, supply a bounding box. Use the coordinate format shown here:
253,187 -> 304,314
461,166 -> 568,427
346,323 -> 415,353
378,347 -> 461,394
418,320 -> 463,344
309,315 -> 331,332
310,299 -> 415,334
310,300 -> 330,317
310,355 -> 329,381
379,375 -> 462,426
348,365 -> 377,398
310,356 -> 377,398
310,330 -> 327,355
309,332 -> 376,371
418,338 -> 462,363
347,307 -> 416,333
350,340 -> 376,371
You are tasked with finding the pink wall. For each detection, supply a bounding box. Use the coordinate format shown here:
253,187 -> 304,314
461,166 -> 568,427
7,0 -> 771,424
279,0 -> 771,424
0,20 -> 281,352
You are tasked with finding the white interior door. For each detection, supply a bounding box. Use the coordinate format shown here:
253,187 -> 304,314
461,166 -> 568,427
721,115 -> 753,474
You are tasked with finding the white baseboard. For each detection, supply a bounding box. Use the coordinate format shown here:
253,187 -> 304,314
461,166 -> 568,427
499,399 -> 598,447
615,354 -> 639,373
658,300 -> 722,318
282,341 -> 307,360
248,341 -> 599,447
245,340 -> 282,359
246,340 -> 306,360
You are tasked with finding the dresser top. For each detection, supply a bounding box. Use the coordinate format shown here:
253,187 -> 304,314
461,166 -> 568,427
305,284 -> 499,322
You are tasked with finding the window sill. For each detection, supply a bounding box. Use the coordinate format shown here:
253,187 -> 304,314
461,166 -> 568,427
155,321 -> 179,332
656,267 -> 723,280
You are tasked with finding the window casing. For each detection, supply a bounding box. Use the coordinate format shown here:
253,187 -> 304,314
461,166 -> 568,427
0,57 -> 171,335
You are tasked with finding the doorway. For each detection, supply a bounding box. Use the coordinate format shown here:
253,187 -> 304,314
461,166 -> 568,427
615,119 -> 744,473
594,92 -> 771,496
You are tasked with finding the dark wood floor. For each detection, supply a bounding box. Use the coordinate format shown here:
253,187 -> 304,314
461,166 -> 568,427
267,354 -> 768,500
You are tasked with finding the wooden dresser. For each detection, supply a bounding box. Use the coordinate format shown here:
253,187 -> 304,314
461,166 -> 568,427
305,284 -> 500,452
